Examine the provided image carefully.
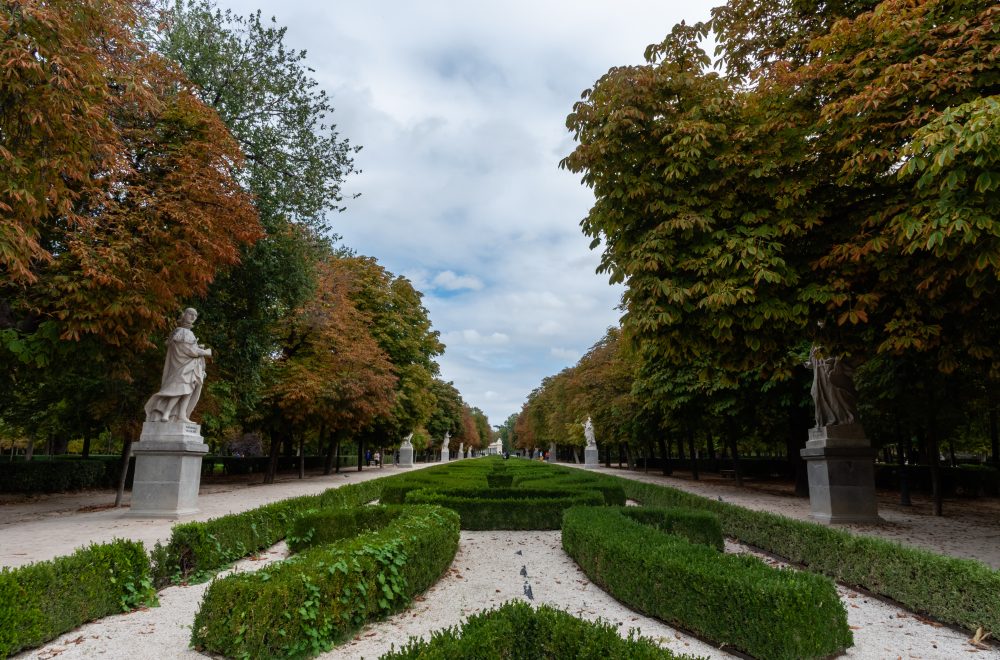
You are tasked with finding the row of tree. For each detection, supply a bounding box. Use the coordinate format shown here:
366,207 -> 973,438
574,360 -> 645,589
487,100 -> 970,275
0,0 -> 489,478
516,0 -> 999,515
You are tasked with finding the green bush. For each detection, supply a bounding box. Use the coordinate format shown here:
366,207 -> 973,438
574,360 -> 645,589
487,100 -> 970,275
287,506 -> 403,553
485,473 -> 513,488
191,505 -> 460,659
380,601 -> 693,659
0,539 -> 155,657
152,478 -> 384,584
405,487 -> 605,530
619,479 -> 1000,635
620,507 -> 724,551
0,460 -> 108,493
562,506 -> 852,660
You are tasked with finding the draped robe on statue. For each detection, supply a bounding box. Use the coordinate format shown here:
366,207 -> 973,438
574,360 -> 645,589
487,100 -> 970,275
144,327 -> 207,423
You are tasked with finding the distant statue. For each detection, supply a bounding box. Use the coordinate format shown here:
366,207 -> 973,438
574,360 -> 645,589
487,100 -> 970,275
583,417 -> 596,448
806,345 -> 858,427
144,308 -> 212,423
443,431 -> 450,446
402,432 -> 414,447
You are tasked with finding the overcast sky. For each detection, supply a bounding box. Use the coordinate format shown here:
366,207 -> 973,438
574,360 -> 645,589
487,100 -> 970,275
220,0 -> 718,425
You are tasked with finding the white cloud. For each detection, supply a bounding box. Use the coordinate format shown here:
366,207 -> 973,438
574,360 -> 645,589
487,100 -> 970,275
550,347 -> 581,362
432,270 -> 484,291
218,0 -> 717,423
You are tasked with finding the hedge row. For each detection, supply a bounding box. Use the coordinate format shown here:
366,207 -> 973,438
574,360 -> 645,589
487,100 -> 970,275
0,540 -> 155,657
405,487 -> 606,529
0,459 -> 123,493
151,477 -> 384,584
287,506 -> 403,553
562,506 -> 852,660
191,505 -> 460,659
380,601 -> 690,659
619,479 -> 1000,635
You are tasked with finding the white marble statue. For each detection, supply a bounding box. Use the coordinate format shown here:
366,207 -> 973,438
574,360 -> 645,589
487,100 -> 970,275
443,431 -> 450,446
144,308 -> 212,423
583,416 -> 596,448
402,432 -> 414,447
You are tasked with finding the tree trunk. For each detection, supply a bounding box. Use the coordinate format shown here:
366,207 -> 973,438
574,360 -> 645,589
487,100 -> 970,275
114,438 -> 132,508
618,443 -> 624,468
789,404 -> 810,497
604,443 -> 611,468
677,432 -> 686,462
25,434 -> 34,461
322,428 -> 335,475
927,424 -> 943,516
707,433 -> 716,461
334,437 -> 342,473
264,432 -> 281,485
947,440 -> 957,468
357,438 -> 364,472
686,427 -> 699,481
297,435 -> 305,479
727,420 -> 743,487
990,404 -> 999,466
625,443 -> 635,470
82,434 -> 92,459
897,424 -> 911,507
657,437 -> 672,475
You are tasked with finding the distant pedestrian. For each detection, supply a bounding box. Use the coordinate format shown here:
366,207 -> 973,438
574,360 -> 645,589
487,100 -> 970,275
365,449 -> 372,466
374,451 -> 381,467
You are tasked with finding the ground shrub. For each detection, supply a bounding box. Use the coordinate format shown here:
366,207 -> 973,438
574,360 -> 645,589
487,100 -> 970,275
620,479 -> 1000,635
287,506 -> 402,553
191,505 -> 459,659
380,601 -> 694,659
152,478 -> 385,584
0,540 -> 155,657
562,506 -> 852,660
405,487 -> 605,529
620,507 -> 724,551
0,460 -> 107,493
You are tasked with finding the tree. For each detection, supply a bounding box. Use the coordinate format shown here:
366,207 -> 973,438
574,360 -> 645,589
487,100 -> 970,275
148,0 -> 361,415
260,256 -> 396,481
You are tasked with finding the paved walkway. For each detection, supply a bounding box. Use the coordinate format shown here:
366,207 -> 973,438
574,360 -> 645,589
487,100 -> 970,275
0,462 -> 435,568
571,464 -> 1000,568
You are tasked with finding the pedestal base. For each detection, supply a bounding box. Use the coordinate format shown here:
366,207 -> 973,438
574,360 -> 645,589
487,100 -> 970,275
398,444 -> 414,468
584,446 -> 599,469
126,422 -> 208,519
440,448 -> 450,462
801,425 -> 879,524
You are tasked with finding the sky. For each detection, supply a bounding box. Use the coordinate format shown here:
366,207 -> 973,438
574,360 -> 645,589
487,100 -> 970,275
220,0 -> 718,425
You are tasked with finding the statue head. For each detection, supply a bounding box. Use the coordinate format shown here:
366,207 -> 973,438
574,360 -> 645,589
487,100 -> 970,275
178,308 -> 198,328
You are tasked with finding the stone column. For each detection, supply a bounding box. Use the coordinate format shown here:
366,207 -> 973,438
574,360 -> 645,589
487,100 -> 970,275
800,424 -> 879,524
584,444 -> 599,469
127,421 -> 208,518
398,438 -> 414,468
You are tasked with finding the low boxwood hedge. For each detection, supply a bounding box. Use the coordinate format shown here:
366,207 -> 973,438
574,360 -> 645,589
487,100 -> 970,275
0,539 -> 155,657
620,479 -> 1000,635
405,487 -> 605,529
0,459 -> 108,493
619,507 -> 724,551
562,506 -> 852,660
286,506 -> 403,553
152,478 -> 384,584
380,601 -> 692,659
191,504 -> 460,659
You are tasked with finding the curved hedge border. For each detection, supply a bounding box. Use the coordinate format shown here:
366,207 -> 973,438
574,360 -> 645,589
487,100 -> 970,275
405,486 -> 606,529
0,539 -> 155,657
380,601 -> 691,659
620,479 -> 1000,635
152,478 -> 385,584
191,504 -> 460,659
562,506 -> 852,660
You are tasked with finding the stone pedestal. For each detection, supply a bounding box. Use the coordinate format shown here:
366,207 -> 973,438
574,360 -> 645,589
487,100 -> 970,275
398,442 -> 414,468
127,422 -> 208,518
800,424 -> 879,524
584,445 -> 599,469
548,442 -> 557,462
441,446 -> 450,462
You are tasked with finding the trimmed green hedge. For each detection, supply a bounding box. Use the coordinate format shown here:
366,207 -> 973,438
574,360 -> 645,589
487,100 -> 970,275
380,601 -> 692,659
152,478 -> 384,584
287,506 -> 402,553
405,487 -> 605,529
562,506 -> 852,660
0,460 -> 108,493
191,505 -> 460,659
0,539 -> 155,657
620,507 -> 724,551
620,479 -> 1000,635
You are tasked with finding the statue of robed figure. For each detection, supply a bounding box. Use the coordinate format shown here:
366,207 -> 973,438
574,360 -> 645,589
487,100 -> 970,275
805,345 -> 858,428
144,308 -> 213,423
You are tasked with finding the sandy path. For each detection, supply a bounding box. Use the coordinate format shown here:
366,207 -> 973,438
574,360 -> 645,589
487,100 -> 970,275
0,463 -> 435,569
